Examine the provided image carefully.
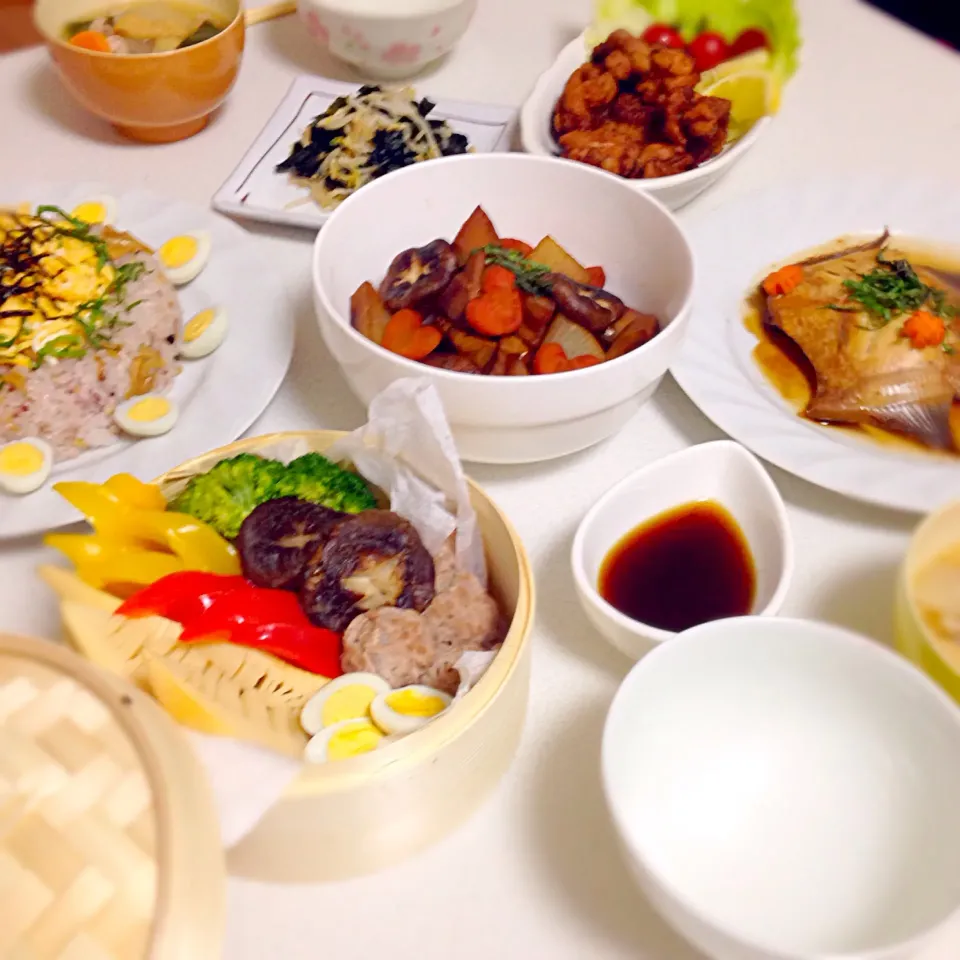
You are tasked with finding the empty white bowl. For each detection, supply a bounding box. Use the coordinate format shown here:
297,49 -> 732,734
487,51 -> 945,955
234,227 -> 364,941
298,0 -> 477,80
603,617 -> 960,960
572,441 -> 792,660
519,32 -> 770,211
312,153 -> 695,464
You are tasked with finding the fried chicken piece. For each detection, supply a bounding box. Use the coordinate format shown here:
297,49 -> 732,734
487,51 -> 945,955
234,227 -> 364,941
638,143 -> 695,178
603,48 -> 633,81
592,29 -> 651,74
611,92 -> 650,127
650,46 -> 698,79
559,122 -> 647,177
553,62 -> 618,135
660,87 -> 697,145
635,47 -> 700,104
683,95 -> 731,158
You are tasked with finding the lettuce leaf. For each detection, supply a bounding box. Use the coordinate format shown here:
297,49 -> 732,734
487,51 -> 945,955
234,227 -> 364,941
588,0 -> 801,81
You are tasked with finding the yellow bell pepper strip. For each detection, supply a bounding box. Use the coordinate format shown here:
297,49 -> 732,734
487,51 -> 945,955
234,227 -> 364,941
104,473 -> 168,512
52,481 -> 150,546
47,476 -> 241,595
44,534 -> 184,591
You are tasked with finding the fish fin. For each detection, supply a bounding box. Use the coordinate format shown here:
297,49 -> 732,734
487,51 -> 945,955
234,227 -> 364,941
796,231 -> 890,269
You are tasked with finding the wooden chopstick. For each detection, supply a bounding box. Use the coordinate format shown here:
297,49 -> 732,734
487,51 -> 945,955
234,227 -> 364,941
244,0 -> 296,27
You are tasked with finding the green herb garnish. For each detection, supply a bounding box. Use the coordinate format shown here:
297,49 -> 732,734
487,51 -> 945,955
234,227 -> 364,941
482,245 -> 553,295
833,246 -> 957,329
2,206 -> 150,367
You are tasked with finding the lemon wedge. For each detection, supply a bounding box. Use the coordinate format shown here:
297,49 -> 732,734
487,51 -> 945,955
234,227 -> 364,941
698,49 -> 771,87
699,69 -> 780,140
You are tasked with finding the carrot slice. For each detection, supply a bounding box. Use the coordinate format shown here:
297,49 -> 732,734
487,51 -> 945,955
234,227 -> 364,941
533,342 -> 569,375
762,264 -> 804,297
69,30 -> 112,52
381,309 -> 441,360
902,310 -> 945,349
568,354 -> 602,370
586,266 -> 606,288
481,265 -> 516,293
465,289 -> 523,337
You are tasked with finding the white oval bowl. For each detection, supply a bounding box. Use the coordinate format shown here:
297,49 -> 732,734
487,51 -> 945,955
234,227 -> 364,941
312,153 -> 695,464
572,440 -> 792,661
297,0 -> 477,80
603,617 -> 960,960
520,31 -> 770,212
150,430 -> 535,883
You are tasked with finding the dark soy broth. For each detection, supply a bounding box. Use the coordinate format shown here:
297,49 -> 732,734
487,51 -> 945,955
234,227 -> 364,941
598,500 -> 755,633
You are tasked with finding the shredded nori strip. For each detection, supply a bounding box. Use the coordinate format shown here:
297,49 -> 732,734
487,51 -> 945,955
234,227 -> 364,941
274,86 -> 472,188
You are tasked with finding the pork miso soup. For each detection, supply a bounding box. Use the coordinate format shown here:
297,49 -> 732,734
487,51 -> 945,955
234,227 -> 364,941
63,1 -> 230,54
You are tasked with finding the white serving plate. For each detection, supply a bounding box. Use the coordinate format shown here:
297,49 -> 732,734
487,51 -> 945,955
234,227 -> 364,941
519,31 -> 769,212
0,183 -> 294,539
213,75 -> 516,231
671,175 -> 960,515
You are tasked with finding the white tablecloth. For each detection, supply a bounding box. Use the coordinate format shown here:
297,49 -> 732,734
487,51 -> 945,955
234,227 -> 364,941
2,0 -> 959,956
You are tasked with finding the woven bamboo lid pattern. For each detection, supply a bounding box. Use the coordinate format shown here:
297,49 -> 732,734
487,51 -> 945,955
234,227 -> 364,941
0,634 -> 225,960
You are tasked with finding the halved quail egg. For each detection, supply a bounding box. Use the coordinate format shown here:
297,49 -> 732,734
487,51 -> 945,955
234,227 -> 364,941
158,230 -> 211,285
305,717 -> 385,763
300,672 -> 390,736
70,195 -> 117,226
180,306 -> 227,359
370,684 -> 451,736
0,438 -> 53,495
113,393 -> 179,438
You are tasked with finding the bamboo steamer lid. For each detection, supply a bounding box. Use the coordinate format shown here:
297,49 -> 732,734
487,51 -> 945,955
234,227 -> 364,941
0,633 -> 225,960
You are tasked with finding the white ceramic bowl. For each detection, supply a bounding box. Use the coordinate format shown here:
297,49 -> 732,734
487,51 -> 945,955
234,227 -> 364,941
572,441 -> 792,660
298,0 -> 477,80
312,153 -> 695,464
603,617 -> 960,960
520,32 -> 770,211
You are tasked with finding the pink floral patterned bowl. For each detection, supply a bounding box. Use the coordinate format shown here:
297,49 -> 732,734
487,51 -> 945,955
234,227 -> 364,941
299,0 -> 477,80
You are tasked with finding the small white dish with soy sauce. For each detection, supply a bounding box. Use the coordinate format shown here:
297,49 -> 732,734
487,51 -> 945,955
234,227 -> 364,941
571,440 -> 793,661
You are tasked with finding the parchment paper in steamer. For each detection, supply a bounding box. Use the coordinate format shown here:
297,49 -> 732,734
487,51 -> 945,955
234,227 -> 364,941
327,378 -> 487,588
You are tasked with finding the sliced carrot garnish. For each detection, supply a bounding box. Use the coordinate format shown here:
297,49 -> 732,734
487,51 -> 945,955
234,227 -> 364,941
762,263 -> 804,297
381,309 -> 441,360
69,30 -> 112,52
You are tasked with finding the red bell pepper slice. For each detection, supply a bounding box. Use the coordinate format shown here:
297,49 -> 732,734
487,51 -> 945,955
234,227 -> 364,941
179,590 -> 342,678
118,572 -> 343,677
118,571 -> 249,622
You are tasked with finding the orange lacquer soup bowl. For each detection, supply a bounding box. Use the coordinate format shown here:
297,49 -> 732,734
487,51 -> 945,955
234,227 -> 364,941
34,0 -> 245,143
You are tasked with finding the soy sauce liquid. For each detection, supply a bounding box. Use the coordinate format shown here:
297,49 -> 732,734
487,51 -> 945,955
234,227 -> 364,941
598,500 -> 755,633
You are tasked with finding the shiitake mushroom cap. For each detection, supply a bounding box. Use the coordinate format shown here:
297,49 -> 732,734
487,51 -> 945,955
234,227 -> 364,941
237,497 -> 346,590
300,510 -> 435,632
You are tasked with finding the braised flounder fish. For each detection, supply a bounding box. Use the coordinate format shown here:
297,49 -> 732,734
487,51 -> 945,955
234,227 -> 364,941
759,233 -> 960,449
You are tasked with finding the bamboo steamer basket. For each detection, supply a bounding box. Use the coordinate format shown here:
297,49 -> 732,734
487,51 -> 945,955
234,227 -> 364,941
0,632 -> 224,959
152,429 -> 534,883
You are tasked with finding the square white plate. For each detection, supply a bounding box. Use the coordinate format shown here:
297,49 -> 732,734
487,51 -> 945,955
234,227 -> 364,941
213,75 -> 517,231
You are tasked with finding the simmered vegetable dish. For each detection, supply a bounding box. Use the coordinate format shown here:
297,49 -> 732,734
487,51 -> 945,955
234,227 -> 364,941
351,206 -> 662,375
63,0 -> 229,54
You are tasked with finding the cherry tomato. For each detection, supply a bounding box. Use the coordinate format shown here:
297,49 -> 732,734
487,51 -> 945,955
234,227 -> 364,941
641,23 -> 684,49
730,27 -> 770,57
688,31 -> 730,72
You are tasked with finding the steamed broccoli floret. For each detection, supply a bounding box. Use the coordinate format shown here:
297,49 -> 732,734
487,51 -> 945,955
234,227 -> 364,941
170,451 -> 378,540
275,453 -> 377,514
170,453 -> 286,540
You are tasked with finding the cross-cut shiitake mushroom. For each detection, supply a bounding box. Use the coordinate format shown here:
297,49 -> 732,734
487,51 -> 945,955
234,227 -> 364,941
379,239 -> 459,311
237,497 -> 346,590
300,510 -> 435,632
